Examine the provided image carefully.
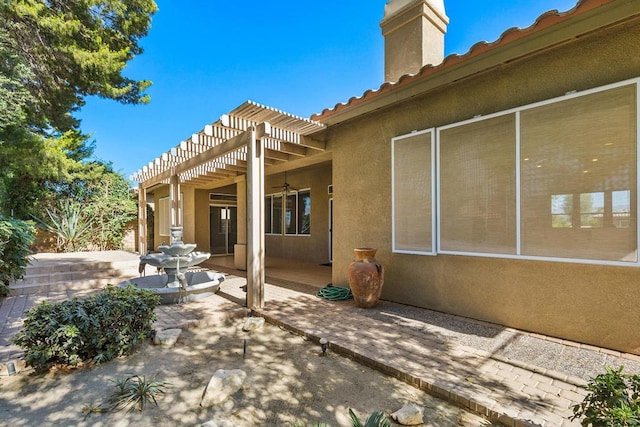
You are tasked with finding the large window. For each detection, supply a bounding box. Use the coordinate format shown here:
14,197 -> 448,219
391,78 -> 638,265
392,130 -> 435,254
266,190 -> 310,236
438,114 -> 517,255
520,84 -> 637,261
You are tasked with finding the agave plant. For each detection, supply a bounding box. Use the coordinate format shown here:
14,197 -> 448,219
36,199 -> 93,252
108,375 -> 168,412
349,408 -> 391,427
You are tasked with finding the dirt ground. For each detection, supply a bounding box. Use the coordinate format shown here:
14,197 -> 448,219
0,317 -> 498,426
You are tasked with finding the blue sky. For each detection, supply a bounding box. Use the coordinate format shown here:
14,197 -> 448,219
77,0 -> 579,180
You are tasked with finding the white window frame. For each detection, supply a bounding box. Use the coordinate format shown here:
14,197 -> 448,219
391,129 -> 437,255
436,110 -> 518,257
394,77 -> 639,267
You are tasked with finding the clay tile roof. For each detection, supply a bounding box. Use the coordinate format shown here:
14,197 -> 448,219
311,0 -> 616,122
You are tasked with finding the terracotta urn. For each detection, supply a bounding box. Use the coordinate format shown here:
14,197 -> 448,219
348,248 -> 384,308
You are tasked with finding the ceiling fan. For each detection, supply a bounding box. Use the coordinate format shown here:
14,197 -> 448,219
272,171 -> 298,194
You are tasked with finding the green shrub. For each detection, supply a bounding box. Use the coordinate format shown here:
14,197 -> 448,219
12,284 -> 160,369
571,366 -> 640,426
0,217 -> 35,296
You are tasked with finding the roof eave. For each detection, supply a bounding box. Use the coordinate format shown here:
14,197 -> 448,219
315,0 -> 638,127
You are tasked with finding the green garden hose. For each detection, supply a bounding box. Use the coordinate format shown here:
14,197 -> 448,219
316,284 -> 352,301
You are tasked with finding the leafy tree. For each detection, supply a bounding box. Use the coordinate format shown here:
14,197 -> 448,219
84,168 -> 137,250
0,0 -> 155,256
0,130 -> 94,218
33,164 -> 137,252
0,0 -> 157,132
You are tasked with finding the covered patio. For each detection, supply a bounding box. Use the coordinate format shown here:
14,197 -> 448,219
132,101 -> 329,309
203,255 -> 332,290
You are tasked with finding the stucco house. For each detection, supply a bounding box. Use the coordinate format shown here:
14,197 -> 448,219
133,0 -> 640,355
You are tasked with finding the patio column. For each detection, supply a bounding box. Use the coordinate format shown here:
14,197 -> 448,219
138,186 -> 147,255
169,171 -> 181,228
234,175 -> 247,270
246,123 -> 270,309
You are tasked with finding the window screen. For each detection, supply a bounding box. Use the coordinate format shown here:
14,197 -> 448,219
392,130 -> 434,253
439,114 -> 517,254
520,85 -> 637,262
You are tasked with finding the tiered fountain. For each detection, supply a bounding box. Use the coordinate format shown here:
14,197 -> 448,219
122,226 -> 224,304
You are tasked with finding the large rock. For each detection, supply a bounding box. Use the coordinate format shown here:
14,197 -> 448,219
200,369 -> 247,407
153,328 -> 182,347
390,403 -> 424,425
242,317 -> 265,331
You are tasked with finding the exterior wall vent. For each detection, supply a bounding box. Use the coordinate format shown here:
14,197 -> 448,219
328,185 -> 333,195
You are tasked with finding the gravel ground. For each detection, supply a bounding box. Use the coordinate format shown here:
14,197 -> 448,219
0,317 -> 498,426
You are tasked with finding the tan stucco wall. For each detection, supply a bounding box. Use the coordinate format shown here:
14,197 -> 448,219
331,19 -> 640,354
194,189 -> 212,253
181,186 -> 196,244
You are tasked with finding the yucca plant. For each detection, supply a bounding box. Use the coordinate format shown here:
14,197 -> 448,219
349,408 -> 391,427
108,375 -> 168,412
81,402 -> 108,419
36,199 -> 93,252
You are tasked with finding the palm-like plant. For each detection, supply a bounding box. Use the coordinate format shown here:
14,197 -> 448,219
349,408 -> 391,427
37,199 -> 93,252
108,375 -> 168,412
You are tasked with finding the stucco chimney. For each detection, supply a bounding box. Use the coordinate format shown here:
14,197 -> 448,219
380,0 -> 449,83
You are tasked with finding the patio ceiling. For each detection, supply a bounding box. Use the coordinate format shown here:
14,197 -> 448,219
132,101 -> 327,189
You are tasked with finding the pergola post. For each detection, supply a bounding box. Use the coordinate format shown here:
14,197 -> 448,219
246,123 -> 270,309
138,186 -> 147,255
234,175 -> 247,270
169,171 -> 181,228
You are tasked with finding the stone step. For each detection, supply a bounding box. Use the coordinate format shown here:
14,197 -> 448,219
23,259 -> 141,276
9,273 -> 142,296
14,267 -> 141,286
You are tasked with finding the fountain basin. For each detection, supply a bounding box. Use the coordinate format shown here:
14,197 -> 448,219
157,243 -> 197,257
140,251 -> 210,270
121,271 -> 224,304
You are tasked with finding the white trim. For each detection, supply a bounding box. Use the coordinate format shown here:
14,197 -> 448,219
328,197 -> 333,262
515,111 -> 522,256
438,250 -> 639,268
436,127 -> 442,254
431,128 -> 437,255
636,81 -> 640,264
391,128 -> 437,255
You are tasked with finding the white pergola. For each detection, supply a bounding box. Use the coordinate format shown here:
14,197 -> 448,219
132,101 -> 327,309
